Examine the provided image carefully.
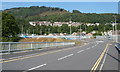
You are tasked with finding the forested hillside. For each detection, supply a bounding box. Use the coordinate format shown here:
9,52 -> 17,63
4,6 -> 68,19
3,6 -> 120,23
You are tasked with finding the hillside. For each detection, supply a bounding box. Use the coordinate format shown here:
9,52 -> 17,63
3,6 -> 120,23
4,6 -> 69,19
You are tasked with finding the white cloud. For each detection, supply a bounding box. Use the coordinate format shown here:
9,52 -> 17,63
2,0 -> 120,2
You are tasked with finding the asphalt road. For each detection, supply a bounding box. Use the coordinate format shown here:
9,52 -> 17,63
1,39 -> 120,72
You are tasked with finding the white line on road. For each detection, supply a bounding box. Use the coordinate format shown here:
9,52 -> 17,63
86,48 -> 90,50
8,56 -> 23,60
92,44 -> 98,48
28,63 -> 47,71
99,45 -> 109,71
92,46 -> 95,48
58,54 -> 74,60
6,52 -> 43,60
77,50 -> 84,53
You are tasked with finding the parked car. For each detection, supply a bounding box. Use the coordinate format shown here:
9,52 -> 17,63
108,37 -> 112,40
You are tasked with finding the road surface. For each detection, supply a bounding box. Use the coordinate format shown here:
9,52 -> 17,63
1,39 -> 120,72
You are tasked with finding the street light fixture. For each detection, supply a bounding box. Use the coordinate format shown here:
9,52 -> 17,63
111,21 -> 115,39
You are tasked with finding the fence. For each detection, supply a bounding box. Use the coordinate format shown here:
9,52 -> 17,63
0,42 -> 75,53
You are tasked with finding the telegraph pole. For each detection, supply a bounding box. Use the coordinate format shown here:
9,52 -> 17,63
79,24 -> 81,40
112,21 -> 115,39
69,17 -> 72,35
22,25 -> 23,34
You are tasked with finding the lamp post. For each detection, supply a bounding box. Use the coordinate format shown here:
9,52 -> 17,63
113,15 -> 118,43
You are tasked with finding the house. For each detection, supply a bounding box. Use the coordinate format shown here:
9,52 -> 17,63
86,33 -> 93,36
29,21 -> 82,27
72,32 -> 78,36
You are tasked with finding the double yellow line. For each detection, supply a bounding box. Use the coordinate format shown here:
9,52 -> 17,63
90,44 -> 109,72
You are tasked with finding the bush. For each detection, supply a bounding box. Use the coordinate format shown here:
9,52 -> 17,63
2,36 -> 21,42
93,33 -> 102,36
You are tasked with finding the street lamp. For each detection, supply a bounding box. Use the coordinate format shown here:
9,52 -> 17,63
111,21 -> 115,39
113,15 -> 118,43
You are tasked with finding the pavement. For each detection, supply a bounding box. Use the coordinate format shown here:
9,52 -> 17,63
1,39 -> 120,72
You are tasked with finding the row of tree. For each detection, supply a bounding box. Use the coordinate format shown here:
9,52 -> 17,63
26,13 -> 120,23
21,23 -> 118,35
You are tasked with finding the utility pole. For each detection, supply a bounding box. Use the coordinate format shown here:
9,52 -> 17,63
26,30 -> 28,35
70,25 -> 72,35
22,25 -> 23,34
49,28 -> 50,33
69,17 -> 72,35
104,27 -> 106,38
79,24 -> 81,40
112,21 -> 115,39
85,24 -> 87,33
33,29 -> 34,35
104,27 -> 105,35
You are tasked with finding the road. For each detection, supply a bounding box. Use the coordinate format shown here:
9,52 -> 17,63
1,39 -> 120,72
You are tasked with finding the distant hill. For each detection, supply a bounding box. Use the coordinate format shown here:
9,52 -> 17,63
3,6 -> 120,23
4,6 -> 69,19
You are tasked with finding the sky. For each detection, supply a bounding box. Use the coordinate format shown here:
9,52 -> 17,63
1,0 -> 120,2
2,2 -> 118,13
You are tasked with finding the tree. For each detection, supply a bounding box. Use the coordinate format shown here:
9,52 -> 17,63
2,13 -> 20,42
72,10 -> 81,14
59,24 -> 70,33
93,32 -> 102,36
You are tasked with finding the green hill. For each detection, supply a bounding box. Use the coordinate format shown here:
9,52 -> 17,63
4,6 -> 69,19
3,6 -> 120,23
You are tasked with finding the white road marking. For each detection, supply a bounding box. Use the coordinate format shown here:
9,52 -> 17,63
92,43 -> 99,48
28,63 -> 47,71
108,44 -> 112,45
92,46 -> 95,48
86,48 -> 90,50
99,46 -> 109,71
58,54 -> 74,60
6,53 -> 41,60
8,56 -> 24,60
77,50 -> 84,53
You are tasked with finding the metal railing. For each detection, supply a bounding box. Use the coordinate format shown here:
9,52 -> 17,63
0,42 -> 75,53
